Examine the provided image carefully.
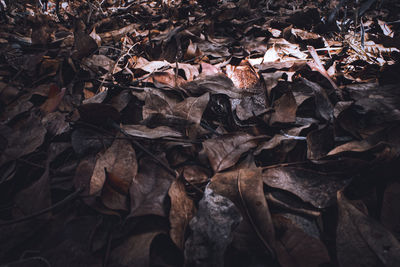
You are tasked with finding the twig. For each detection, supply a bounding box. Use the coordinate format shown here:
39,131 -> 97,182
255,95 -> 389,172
307,45 -> 343,100
261,161 -> 309,170
265,193 -> 321,217
0,188 -> 84,226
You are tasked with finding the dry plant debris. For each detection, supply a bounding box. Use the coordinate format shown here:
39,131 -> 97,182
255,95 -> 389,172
1,0 -> 400,266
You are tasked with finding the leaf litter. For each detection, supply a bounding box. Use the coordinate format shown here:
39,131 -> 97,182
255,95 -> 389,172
0,0 -> 400,266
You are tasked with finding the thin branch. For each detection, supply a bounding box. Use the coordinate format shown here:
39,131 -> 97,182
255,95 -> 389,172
0,188 -> 84,226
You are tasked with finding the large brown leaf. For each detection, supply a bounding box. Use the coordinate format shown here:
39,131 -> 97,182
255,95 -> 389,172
173,92 -> 209,138
129,154 -> 175,218
262,167 -> 350,208
337,191 -> 400,267
0,113 -> 47,165
168,178 -> 196,250
202,133 -> 261,172
183,74 -> 242,98
209,166 -> 276,256
269,91 -> 297,125
381,183 -> 400,240
89,137 -> 137,197
274,215 -> 330,267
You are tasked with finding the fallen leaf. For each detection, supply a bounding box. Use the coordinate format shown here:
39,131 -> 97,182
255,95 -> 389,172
90,136 -> 137,196
173,93 -> 209,138
129,154 -> 175,218
306,125 -> 334,159
110,231 -> 180,267
0,113 -> 47,165
269,91 -> 297,125
202,132 -> 260,172
209,166 -> 276,256
337,191 -> 400,267
122,124 -> 183,139
381,183 -> 400,240
262,167 -> 350,208
274,214 -> 330,267
169,178 -> 196,250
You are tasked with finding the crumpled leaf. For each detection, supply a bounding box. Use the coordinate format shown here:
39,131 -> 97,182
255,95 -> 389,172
122,124 -> 183,139
336,191 -> 400,267
184,186 -> 242,266
183,74 -> 242,98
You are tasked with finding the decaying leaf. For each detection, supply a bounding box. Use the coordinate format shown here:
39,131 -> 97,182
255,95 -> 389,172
337,191 -> 400,267
262,167 -> 350,208
274,214 -> 330,267
202,133 -> 260,172
168,178 -> 196,250
90,136 -> 137,196
129,154 -> 175,218
209,166 -> 276,256
0,113 -> 47,165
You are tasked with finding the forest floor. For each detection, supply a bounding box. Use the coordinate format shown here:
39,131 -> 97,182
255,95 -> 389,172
1,0 -> 400,266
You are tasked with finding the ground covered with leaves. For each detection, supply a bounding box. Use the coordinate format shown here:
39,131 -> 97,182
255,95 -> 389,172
1,0 -> 400,266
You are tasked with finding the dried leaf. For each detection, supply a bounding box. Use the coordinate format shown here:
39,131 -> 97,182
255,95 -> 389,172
0,114 -> 46,165
209,167 -> 276,255
202,133 -> 259,172
90,137 -> 137,195
173,93 -> 209,138
381,183 -> 400,240
110,231 -> 180,267
122,124 -> 183,139
169,178 -> 196,250
262,167 -> 350,208
269,91 -> 297,125
274,215 -> 330,267
337,191 -> 400,267
129,154 -> 175,217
